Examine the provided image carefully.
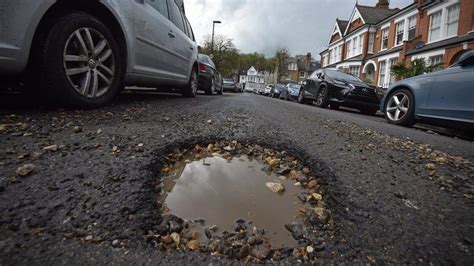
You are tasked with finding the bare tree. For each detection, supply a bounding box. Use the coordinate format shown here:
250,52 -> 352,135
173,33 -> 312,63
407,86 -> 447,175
273,47 -> 290,83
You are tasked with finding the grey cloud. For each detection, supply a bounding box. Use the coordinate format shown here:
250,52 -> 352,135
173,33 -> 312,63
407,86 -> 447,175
186,0 -> 413,57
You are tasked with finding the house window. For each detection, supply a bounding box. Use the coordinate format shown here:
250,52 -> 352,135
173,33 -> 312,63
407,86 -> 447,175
429,11 -> 442,42
379,61 -> 386,87
358,35 -> 363,54
346,41 -> 352,58
381,28 -> 389,50
352,37 -> 357,56
368,33 -> 375,53
288,63 -> 297,71
299,71 -> 306,78
446,4 -> 460,37
429,55 -> 444,71
388,58 -> 397,86
408,16 -> 417,40
395,21 -> 405,45
349,66 -> 360,77
337,45 -> 342,62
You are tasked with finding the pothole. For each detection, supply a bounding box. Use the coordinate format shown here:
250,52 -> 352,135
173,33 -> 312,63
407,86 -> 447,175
150,141 -> 333,261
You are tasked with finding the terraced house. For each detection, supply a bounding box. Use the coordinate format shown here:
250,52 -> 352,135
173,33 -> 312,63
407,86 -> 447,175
320,0 -> 474,88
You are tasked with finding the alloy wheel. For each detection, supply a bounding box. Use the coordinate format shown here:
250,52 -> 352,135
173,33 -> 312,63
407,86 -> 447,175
63,27 -> 115,98
191,71 -> 198,95
386,92 -> 410,121
316,87 -> 326,106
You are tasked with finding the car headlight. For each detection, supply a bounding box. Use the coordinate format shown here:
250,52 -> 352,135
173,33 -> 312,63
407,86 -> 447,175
288,89 -> 294,94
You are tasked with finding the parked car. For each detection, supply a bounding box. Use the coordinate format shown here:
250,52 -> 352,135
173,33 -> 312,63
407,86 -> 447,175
0,0 -> 198,108
222,78 -> 240,93
197,54 -> 222,95
382,50 -> 474,129
280,83 -> 302,101
299,69 -> 380,115
264,84 -> 274,96
270,84 -> 285,98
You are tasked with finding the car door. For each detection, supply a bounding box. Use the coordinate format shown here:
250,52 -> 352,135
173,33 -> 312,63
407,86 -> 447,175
167,0 -> 195,80
426,65 -> 474,122
305,70 -> 321,98
132,0 -> 181,78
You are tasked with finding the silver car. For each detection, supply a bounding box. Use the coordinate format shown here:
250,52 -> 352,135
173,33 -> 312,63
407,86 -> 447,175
0,0 -> 199,107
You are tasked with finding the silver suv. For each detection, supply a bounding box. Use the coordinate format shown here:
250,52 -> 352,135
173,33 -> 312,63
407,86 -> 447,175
0,0 -> 198,107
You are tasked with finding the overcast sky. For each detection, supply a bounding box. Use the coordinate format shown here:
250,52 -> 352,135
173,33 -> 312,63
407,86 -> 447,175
185,0 -> 413,58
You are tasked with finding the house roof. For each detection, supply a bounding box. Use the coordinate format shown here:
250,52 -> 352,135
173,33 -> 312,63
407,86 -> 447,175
336,19 -> 349,35
356,4 -> 400,25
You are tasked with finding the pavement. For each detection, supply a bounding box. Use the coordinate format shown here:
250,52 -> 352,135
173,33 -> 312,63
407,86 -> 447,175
1,91 -> 473,264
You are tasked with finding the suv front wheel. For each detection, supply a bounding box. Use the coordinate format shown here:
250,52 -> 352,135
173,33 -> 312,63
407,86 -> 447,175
40,12 -> 123,108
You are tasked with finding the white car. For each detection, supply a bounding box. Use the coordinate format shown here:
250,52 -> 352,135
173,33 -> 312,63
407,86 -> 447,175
264,84 -> 274,96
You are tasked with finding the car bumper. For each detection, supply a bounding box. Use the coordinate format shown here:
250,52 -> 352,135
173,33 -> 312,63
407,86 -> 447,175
223,86 -> 238,92
334,94 -> 380,109
198,74 -> 212,90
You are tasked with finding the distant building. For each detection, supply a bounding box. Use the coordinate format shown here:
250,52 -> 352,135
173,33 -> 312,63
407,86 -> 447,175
240,66 -> 267,91
280,53 -> 321,84
320,0 -> 474,88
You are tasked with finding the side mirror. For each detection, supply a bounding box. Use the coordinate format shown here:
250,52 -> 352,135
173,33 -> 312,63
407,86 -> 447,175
455,50 -> 474,67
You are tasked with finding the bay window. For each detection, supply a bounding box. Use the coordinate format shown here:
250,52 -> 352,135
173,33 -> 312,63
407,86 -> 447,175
378,61 -> 386,87
368,32 -> 375,53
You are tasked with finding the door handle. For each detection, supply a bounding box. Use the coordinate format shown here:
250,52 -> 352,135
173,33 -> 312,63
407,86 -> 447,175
189,46 -> 194,50
168,31 -> 175,38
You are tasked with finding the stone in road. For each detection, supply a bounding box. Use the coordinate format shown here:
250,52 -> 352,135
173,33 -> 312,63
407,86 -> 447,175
0,91 -> 472,264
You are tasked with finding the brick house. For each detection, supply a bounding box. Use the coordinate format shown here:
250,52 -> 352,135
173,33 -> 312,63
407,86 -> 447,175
281,53 -> 321,84
320,0 -> 474,88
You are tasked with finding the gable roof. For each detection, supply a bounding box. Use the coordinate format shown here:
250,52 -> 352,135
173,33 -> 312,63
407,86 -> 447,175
343,4 -> 399,35
356,4 -> 400,25
337,19 -> 349,35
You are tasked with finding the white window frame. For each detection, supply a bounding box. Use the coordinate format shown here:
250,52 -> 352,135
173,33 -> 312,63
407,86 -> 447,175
368,32 -> 375,53
349,66 -> 360,77
429,10 -> 442,43
395,21 -> 405,46
299,71 -> 306,78
407,15 -> 417,40
445,4 -> 460,38
427,2 -> 460,44
388,58 -> 397,86
378,60 -> 386,87
381,27 -> 389,50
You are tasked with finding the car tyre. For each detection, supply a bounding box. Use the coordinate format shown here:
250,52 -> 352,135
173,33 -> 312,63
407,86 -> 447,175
330,103 -> 340,110
182,68 -> 198,98
217,81 -> 223,95
297,90 -> 306,104
384,88 -> 415,126
39,12 -> 123,108
315,86 -> 329,108
205,78 -> 215,95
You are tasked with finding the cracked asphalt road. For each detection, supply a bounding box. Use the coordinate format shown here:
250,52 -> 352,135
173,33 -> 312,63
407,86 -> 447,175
1,91 -> 473,264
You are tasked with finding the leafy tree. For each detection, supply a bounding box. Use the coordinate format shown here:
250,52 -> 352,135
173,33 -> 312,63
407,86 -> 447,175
273,47 -> 290,83
390,58 -> 443,80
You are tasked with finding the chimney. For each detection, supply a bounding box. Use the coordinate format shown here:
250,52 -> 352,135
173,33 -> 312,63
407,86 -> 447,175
375,0 -> 389,9
306,53 -> 312,68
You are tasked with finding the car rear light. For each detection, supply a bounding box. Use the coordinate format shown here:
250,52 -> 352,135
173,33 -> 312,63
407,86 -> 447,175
199,64 -> 207,73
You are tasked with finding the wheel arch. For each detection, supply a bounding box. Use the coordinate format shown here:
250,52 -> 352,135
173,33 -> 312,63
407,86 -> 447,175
383,85 -> 416,113
28,0 -> 128,80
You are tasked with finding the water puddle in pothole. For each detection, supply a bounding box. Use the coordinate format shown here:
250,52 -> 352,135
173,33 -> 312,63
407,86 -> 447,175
159,155 -> 303,248
154,142 -> 331,261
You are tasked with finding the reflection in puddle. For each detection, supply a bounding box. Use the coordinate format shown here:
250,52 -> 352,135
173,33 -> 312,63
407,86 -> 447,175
160,155 -> 304,248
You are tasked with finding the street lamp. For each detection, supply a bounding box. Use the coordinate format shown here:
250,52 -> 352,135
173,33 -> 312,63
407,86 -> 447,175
211,20 -> 222,53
